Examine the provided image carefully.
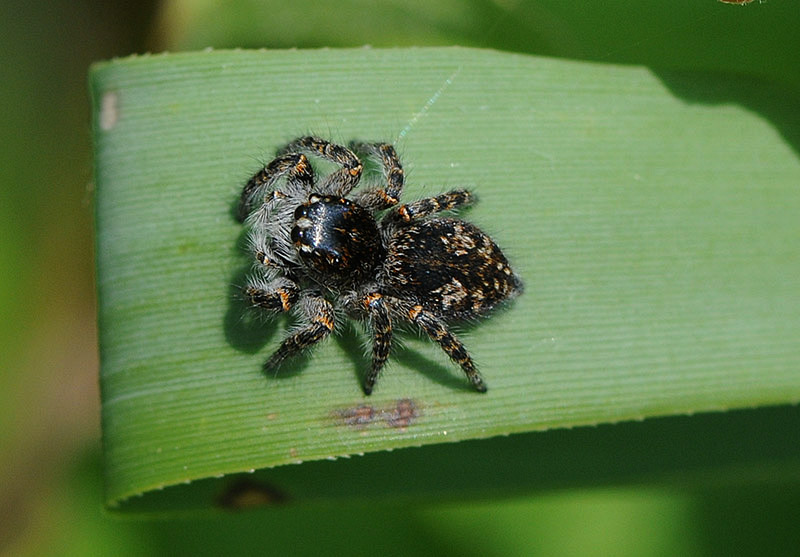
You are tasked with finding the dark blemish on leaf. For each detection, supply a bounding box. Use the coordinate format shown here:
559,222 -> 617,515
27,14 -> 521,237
386,398 -> 418,428
339,404 -> 376,428
333,398 -> 419,430
215,478 -> 288,510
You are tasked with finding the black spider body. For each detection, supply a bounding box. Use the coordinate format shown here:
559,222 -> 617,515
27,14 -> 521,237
238,137 -> 522,394
385,219 -> 519,321
292,195 -> 385,285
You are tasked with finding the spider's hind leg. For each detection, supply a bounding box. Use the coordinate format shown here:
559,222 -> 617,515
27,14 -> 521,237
406,303 -> 487,393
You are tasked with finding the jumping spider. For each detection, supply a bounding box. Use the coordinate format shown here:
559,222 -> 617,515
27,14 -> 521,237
237,137 -> 522,394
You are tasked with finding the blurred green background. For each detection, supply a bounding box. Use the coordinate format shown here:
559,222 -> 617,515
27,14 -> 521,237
2,0 -> 799,555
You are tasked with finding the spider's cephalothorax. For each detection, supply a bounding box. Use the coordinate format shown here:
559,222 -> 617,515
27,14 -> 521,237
291,194 -> 385,285
237,137 -> 522,394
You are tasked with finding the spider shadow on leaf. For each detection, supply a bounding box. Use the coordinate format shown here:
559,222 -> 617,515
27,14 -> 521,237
332,320 -> 372,389
333,321 -> 479,393
223,227 -> 280,355
394,344 -> 476,393
395,320 -> 488,393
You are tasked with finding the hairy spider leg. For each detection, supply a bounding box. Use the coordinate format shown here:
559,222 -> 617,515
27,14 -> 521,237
264,294 -> 335,370
406,303 -> 487,393
237,153 -> 314,222
360,293 -> 393,395
349,142 -> 405,210
392,189 -> 474,223
279,136 -> 363,197
244,277 -> 300,313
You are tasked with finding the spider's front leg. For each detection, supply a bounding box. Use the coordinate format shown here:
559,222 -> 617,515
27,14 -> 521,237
244,276 -> 300,314
237,153 -> 314,222
349,141 -> 405,211
280,137 -> 363,197
391,189 -> 475,223
264,294 -> 335,371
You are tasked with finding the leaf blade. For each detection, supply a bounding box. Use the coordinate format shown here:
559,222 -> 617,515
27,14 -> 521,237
92,47 -> 800,509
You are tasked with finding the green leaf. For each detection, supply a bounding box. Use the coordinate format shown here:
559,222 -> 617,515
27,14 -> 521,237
91,47 -> 800,511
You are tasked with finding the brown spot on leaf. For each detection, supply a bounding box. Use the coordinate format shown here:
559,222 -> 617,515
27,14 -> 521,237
337,404 -> 376,428
386,399 -> 418,428
334,399 -> 420,430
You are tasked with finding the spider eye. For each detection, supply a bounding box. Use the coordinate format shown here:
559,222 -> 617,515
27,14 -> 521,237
290,226 -> 302,244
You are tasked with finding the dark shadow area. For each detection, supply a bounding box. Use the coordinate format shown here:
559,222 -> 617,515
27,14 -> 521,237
656,70 -> 800,160
394,340 -> 477,393
223,266 -> 279,355
333,320 -> 371,389
696,483 -> 800,557
223,225 -> 279,355
117,404 -> 800,516
334,320 -> 480,393
63,448 -> 453,557
62,420 -> 800,557
459,0 -> 800,92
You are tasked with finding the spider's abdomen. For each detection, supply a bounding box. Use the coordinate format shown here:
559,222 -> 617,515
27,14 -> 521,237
291,194 -> 385,283
385,218 -> 522,320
